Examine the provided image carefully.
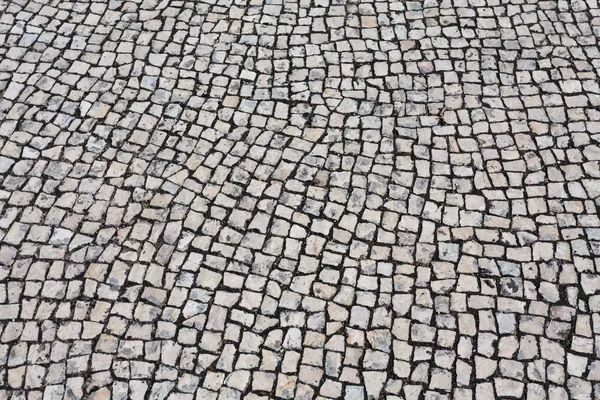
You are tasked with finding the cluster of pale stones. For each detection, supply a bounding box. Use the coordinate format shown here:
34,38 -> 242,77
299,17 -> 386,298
1,0 -> 600,398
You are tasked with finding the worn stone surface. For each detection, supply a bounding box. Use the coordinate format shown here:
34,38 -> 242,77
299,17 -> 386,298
1,0 -> 600,398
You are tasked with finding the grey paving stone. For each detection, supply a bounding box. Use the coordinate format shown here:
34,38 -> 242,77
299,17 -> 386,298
1,0 -> 600,398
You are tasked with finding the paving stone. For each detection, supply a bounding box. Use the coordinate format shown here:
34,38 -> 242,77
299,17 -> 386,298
1,0 -> 600,398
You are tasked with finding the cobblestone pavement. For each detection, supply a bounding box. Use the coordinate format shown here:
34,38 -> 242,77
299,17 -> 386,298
2,0 -> 600,398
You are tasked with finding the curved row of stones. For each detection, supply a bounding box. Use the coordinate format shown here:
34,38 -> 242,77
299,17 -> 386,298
1,0 -> 600,399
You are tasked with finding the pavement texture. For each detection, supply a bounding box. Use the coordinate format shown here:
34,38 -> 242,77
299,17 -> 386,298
1,0 -> 600,399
